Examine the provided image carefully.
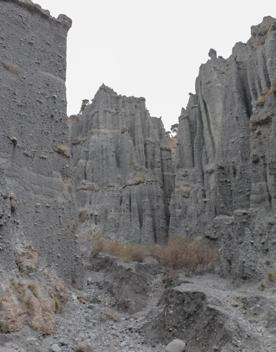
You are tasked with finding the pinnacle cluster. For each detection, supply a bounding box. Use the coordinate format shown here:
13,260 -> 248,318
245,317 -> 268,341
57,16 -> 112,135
1,1 -> 276,351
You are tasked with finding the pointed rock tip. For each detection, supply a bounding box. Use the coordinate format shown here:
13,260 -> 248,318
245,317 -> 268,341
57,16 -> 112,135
95,84 -> 146,103
208,48 -> 217,59
98,84 -> 117,95
251,16 -> 276,38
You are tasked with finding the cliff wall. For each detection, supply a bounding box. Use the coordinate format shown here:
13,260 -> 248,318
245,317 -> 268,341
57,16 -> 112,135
70,85 -> 175,249
1,0 -> 276,284
170,16 -> 276,279
0,0 -> 81,284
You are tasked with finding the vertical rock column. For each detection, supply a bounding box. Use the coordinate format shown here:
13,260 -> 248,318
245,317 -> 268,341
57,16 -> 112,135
0,0 -> 81,284
70,85 -> 175,247
170,17 -> 276,279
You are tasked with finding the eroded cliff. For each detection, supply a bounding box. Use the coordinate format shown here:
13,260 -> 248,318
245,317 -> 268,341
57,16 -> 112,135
1,2 -> 276,351
0,0 -> 81,285
69,85 -> 175,249
170,16 -> 276,279
1,0 -> 276,287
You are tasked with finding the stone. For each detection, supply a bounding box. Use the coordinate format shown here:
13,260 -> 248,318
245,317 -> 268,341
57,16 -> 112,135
50,344 -> 61,352
165,339 -> 186,352
76,341 -> 94,352
0,346 -> 25,352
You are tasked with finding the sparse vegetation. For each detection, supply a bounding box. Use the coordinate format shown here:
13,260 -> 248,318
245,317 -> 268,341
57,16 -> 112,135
161,135 -> 177,152
0,269 -> 68,334
2,61 -> 20,75
151,238 -> 217,272
92,236 -> 147,263
256,94 -> 266,107
92,236 -> 218,273
16,246 -> 38,274
259,271 -> 276,290
256,77 -> 276,107
54,144 -> 70,158
267,271 -> 276,283
271,76 -> 276,93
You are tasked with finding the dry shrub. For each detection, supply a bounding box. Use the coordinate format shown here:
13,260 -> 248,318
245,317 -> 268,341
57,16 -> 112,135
44,271 -> 68,314
0,244 -> 68,335
54,144 -> 70,158
256,94 -> 266,107
150,238 -> 217,272
259,271 -> 276,291
271,76 -> 276,93
256,77 -> 276,107
92,235 -> 106,256
2,61 -> 20,75
92,237 -> 149,263
267,271 -> 276,283
161,136 -> 177,152
0,280 -> 55,335
0,286 -> 25,333
0,272 -> 68,334
16,246 -> 39,274
92,236 -> 217,273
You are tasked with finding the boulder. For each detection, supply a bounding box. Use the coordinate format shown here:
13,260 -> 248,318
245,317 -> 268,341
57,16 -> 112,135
165,339 -> 186,352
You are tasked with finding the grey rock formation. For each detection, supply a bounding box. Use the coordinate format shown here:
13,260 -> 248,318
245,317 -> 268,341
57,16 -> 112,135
142,275 -> 276,352
3,1 -> 276,351
69,85 -> 175,246
1,2 -> 276,287
165,339 -> 186,352
170,16 -> 276,280
0,0 -> 81,285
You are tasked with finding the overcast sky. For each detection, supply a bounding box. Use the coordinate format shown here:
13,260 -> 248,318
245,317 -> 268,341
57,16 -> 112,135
37,0 -> 275,129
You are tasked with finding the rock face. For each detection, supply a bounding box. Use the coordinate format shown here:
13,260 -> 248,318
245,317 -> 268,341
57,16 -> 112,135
0,0 -> 81,285
170,16 -> 276,280
142,276 -> 275,352
1,0 -> 276,288
1,3 -> 276,350
2,1 -> 276,286
70,85 -> 175,246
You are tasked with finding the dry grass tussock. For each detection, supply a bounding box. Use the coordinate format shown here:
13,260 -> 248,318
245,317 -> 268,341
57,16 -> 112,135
92,236 -> 218,273
0,246 -> 68,335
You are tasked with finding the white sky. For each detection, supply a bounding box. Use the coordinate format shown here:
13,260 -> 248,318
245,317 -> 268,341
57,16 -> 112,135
37,0 -> 276,129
